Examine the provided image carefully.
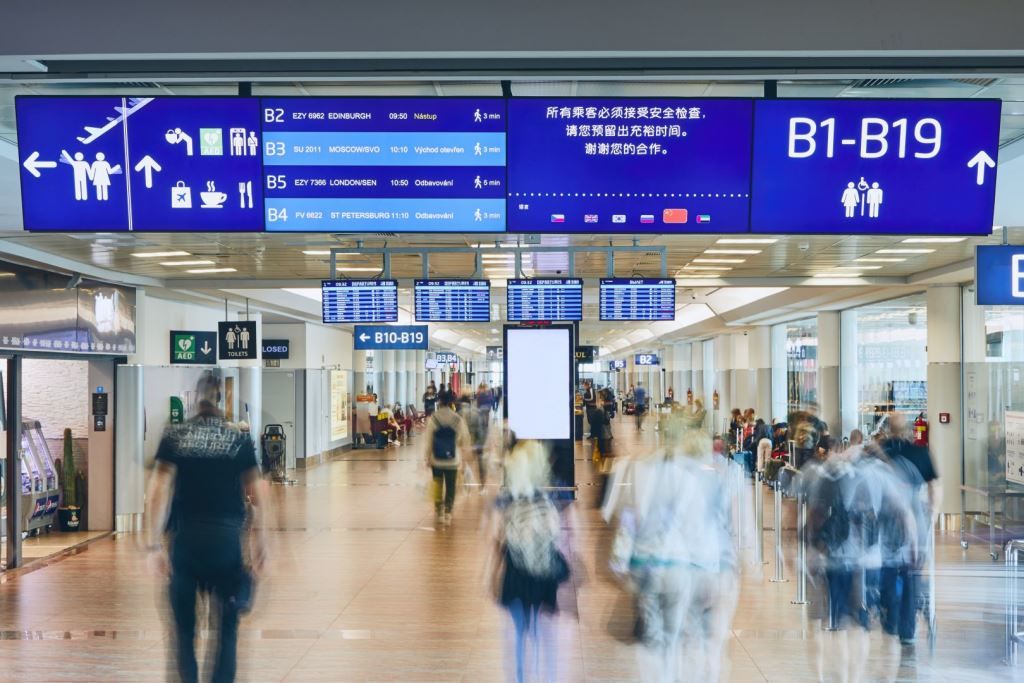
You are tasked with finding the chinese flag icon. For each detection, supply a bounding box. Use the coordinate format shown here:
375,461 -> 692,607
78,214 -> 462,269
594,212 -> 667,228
663,208 -> 688,224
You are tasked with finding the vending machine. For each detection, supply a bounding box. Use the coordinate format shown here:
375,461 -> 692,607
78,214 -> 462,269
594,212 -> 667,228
19,421 -> 60,533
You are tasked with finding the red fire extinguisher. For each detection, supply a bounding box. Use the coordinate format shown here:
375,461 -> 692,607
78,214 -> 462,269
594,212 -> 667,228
913,413 -> 929,447
686,388 -> 694,406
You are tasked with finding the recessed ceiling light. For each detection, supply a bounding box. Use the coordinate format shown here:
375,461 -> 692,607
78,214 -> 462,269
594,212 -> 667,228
186,267 -> 237,274
481,254 -> 515,260
716,238 -> 778,245
856,257 -> 906,263
682,265 -> 733,271
876,248 -> 935,254
160,259 -> 216,267
704,249 -> 761,255
132,251 -> 190,258
490,328 -> 498,333
831,265 -> 882,270
692,258 -> 745,264
900,237 -> 967,244
302,250 -> 331,255
336,267 -> 381,272
0,272 -> 15,278
814,272 -> 863,278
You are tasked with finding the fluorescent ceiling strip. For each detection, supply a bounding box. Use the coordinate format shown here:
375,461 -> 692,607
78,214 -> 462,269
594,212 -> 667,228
132,251 -> 190,258
814,272 -> 862,278
704,249 -> 762,255
336,267 -> 381,272
716,238 -> 778,245
830,265 -> 882,270
900,237 -> 967,244
682,265 -> 733,271
691,258 -> 745,264
876,248 -> 935,254
160,260 -> 215,266
856,257 -> 906,263
186,267 -> 237,274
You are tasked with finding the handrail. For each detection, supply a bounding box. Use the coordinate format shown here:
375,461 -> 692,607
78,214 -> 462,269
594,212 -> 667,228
1006,539 -> 1024,664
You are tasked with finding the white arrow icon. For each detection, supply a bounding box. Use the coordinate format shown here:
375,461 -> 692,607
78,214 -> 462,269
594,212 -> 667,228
133,155 -> 162,189
22,151 -> 57,178
967,150 -> 996,186
359,333 -> 370,342
200,341 -> 212,355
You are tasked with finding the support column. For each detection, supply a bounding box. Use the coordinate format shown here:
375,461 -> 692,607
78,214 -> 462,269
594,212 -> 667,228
114,363 -> 144,534
927,286 -> 963,516
414,350 -> 426,409
353,350 -> 369,396
5,357 -> 22,568
237,312 -> 263,440
748,327 -> 773,422
817,312 -> 841,433
396,350 -> 409,410
715,334 -> 733,434
731,333 -> 751,413
382,350 -> 397,406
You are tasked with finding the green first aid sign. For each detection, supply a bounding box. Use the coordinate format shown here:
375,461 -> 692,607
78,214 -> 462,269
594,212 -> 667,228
169,331 -> 217,365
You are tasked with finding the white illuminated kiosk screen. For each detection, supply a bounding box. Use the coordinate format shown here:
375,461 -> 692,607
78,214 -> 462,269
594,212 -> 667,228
506,327 -> 571,440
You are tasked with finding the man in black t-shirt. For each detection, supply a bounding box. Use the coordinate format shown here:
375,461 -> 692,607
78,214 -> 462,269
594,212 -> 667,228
146,370 -> 267,683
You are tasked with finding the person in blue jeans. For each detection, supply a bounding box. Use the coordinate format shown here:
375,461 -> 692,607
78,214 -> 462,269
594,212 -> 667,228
633,383 -> 647,432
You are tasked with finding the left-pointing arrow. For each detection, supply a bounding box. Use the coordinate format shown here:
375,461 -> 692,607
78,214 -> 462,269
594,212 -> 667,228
23,151 -> 57,178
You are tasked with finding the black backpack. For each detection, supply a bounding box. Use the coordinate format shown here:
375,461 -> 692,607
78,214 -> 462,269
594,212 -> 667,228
432,416 -> 457,460
815,473 -> 851,551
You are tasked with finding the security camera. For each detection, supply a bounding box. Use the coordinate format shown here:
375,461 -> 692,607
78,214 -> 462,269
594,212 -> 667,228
798,242 -> 810,252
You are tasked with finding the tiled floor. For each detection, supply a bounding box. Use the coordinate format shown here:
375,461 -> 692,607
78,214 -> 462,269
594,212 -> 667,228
0,423 -> 1016,681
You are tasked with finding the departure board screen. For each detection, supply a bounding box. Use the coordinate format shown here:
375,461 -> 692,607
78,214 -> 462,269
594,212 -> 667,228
599,279 -> 676,321
506,279 -> 584,321
262,98 -> 506,232
507,98 -> 753,234
414,280 -> 491,322
322,280 -> 398,323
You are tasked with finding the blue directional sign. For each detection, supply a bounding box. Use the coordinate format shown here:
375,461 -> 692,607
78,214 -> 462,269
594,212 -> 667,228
609,359 -> 627,371
976,246 -> 1024,305
16,96 -> 264,231
635,353 -> 660,366
434,351 -> 459,364
751,99 -> 1001,235
353,325 -> 429,350
507,98 -> 753,233
322,280 -> 398,323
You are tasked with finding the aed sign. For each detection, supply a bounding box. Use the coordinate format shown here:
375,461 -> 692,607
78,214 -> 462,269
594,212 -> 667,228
976,246 -> 1024,305
169,330 -> 217,365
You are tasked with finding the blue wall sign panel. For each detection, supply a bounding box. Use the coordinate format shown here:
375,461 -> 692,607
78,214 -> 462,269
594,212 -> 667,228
976,246 -> 1024,305
751,99 -> 1001,235
599,279 -> 676,321
609,359 -> 627,370
353,325 -> 428,350
322,280 -> 398,323
16,96 -> 264,232
414,280 -> 491,322
507,98 -> 753,233
506,279 -> 583,322
635,353 -> 660,366
262,98 -> 506,232
434,351 -> 459,364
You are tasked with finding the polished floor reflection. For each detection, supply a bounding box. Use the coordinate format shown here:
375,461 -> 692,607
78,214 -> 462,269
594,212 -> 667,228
0,426 -> 1013,681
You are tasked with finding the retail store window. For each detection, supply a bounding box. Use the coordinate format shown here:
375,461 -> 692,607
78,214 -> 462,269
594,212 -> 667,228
782,318 -> 818,417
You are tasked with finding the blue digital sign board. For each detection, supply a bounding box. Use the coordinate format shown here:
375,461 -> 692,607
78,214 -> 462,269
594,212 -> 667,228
354,325 -> 429,350
261,98 -> 506,232
600,279 -> 676,322
16,97 -> 264,232
635,353 -> 660,366
506,279 -> 583,322
507,98 -> 753,233
322,280 -> 398,323
414,280 -> 491,322
976,246 -> 1024,305
750,99 -> 1001,235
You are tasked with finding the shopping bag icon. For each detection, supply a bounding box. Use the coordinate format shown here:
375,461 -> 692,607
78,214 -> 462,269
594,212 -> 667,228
171,181 -> 192,208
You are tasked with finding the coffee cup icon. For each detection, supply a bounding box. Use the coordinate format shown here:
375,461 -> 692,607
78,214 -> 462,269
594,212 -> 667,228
200,181 -> 227,209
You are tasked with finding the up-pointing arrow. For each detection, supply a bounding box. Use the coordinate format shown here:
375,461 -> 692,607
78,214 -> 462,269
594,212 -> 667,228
23,151 -> 57,178
967,150 -> 996,186
133,155 -> 162,189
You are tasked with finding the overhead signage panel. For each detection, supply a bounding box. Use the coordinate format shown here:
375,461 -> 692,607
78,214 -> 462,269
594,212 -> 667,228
750,99 -> 1001,235
414,279 -> 491,322
170,330 -> 217,365
506,98 -> 753,234
262,338 -> 291,359
218,321 -> 258,360
353,325 -> 428,350
16,96 -> 264,232
976,245 -> 1024,305
322,280 -> 398,323
635,353 -> 660,366
506,279 -> 583,322
261,98 -> 506,233
599,278 -> 676,322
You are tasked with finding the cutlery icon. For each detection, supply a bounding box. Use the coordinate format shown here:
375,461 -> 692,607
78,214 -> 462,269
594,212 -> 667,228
238,181 -> 253,208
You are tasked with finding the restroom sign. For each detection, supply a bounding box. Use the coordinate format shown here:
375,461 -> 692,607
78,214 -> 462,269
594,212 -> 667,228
218,321 -> 258,360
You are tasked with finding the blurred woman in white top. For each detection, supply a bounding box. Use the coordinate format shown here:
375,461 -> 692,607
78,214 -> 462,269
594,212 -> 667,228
603,419 -> 733,683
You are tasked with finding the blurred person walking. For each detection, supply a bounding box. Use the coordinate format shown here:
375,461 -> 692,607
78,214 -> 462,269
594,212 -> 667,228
423,381 -> 438,417
488,440 -> 570,683
633,382 -> 647,432
145,370 -> 268,683
423,393 -> 471,525
472,383 -> 495,491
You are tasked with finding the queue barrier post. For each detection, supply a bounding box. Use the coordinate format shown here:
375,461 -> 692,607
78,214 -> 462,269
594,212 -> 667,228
769,480 -> 788,584
791,492 -> 807,605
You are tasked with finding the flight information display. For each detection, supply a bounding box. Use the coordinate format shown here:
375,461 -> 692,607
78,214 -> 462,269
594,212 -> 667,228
599,279 -> 676,321
262,98 -> 506,232
751,99 -> 1001,235
506,279 -> 584,321
506,98 -> 753,234
16,96 -> 264,231
414,280 -> 491,322
322,280 -> 398,323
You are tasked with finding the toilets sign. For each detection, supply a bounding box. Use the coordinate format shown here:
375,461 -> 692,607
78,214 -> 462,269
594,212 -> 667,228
218,321 -> 259,360
976,246 -> 1024,305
